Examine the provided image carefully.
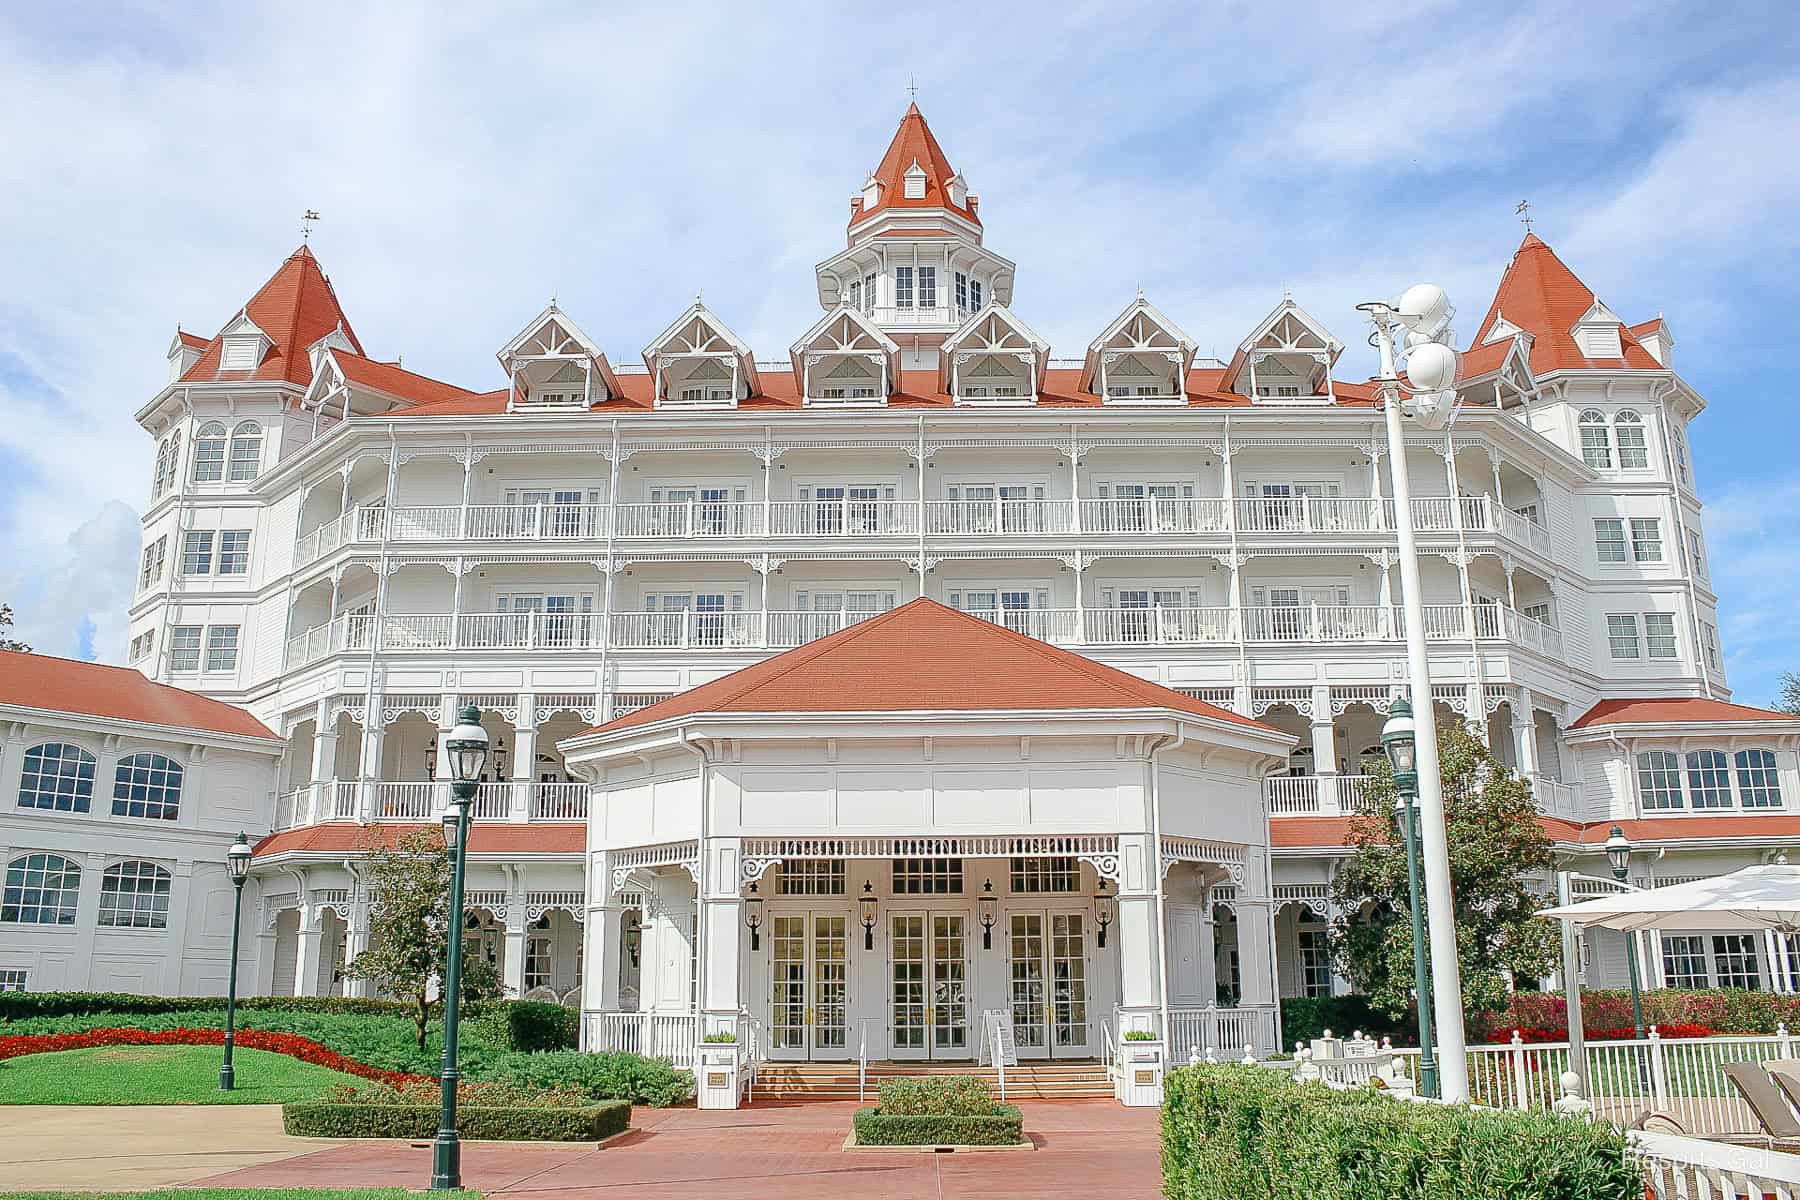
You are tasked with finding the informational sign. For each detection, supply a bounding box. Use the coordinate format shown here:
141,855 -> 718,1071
984,1009 -> 1018,1067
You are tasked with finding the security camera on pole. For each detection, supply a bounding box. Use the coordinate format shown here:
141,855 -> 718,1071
1355,283 -> 1471,1103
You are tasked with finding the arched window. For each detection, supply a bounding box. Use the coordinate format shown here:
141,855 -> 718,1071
99,861 -> 172,928
191,422 -> 227,482
112,753 -> 183,820
1636,750 -> 1684,810
227,420 -> 263,481
1685,749 -> 1732,809
1578,410 -> 1613,469
18,742 -> 96,812
1736,749 -> 1784,809
151,432 -> 181,497
1614,410 -> 1649,469
2,853 -> 81,924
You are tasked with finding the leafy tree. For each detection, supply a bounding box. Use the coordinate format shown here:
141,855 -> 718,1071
347,825 -> 502,1048
1777,671 -> 1800,717
0,604 -> 29,652
1329,721 -> 1559,1019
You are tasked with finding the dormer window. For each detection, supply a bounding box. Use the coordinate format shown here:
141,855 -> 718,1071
903,160 -> 927,200
1083,296 -> 1197,405
643,303 -> 758,409
221,335 -> 260,371
1572,299 -> 1625,359
790,308 -> 897,406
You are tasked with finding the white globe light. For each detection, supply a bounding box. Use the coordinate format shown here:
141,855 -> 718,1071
1404,341 -> 1459,393
1396,283 -> 1453,337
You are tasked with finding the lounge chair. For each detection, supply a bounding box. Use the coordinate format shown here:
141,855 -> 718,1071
1723,1060 -> 1800,1139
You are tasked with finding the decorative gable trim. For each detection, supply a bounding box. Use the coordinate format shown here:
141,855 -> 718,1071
1082,295 -> 1199,403
643,302 -> 759,409
498,304 -> 621,411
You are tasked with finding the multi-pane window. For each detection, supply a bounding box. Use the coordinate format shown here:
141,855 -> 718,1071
1594,519 -> 1627,563
1704,623 -> 1720,669
969,279 -> 983,312
112,753 -> 183,820
1579,410 -> 1612,468
894,266 -> 914,308
862,273 -> 876,314
954,271 -> 968,310
1688,531 -> 1707,578
19,742 -> 97,812
128,631 -> 155,663
151,431 -> 181,497
1736,749 -> 1783,809
892,858 -> 962,894
526,919 -> 553,990
1637,750 -> 1684,810
2,853 -> 81,924
205,625 -> 240,671
1606,614 -> 1640,659
218,530 -> 251,575
227,421 -> 262,481
1661,935 -> 1708,988
1643,613 -> 1678,659
1713,934 -> 1762,989
1522,602 -> 1553,626
1297,922 -> 1331,998
1614,410 -> 1649,468
139,536 -> 166,590
1630,518 -> 1663,562
191,422 -> 227,482
777,859 -> 846,896
916,266 -> 936,308
1686,749 -> 1732,809
98,861 -> 172,928
181,530 -> 214,575
1009,857 -> 1078,893
846,279 -> 861,311
169,626 -> 203,672
0,968 -> 25,992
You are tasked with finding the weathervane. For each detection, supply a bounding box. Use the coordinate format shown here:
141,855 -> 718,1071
1515,200 -> 1533,233
907,76 -> 918,103
302,209 -> 321,242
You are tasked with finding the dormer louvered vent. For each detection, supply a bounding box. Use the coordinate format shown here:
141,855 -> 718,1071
903,160 -> 927,200
221,336 -> 260,371
1572,299 -> 1624,360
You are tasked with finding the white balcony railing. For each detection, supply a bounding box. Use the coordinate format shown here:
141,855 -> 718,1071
274,780 -> 589,831
1164,1004 -> 1282,1061
1264,775 -> 1380,816
1233,497 -> 1387,534
582,1011 -> 701,1067
613,501 -> 760,539
925,499 -> 1076,535
767,500 -> 917,537
1079,498 -> 1229,535
765,608 -> 887,647
609,611 -> 762,649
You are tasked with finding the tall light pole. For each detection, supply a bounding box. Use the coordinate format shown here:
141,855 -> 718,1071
1358,285 -> 1471,1102
432,705 -> 489,1191
1382,700 -> 1437,1098
1605,826 -> 1646,1038
219,831 -> 253,1091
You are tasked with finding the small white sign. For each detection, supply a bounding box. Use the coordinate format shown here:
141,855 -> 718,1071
985,1009 -> 1019,1067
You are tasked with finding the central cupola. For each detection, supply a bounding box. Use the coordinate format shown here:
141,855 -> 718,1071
814,104 -> 1016,368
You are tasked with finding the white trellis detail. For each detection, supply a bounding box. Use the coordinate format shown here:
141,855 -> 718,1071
460,693 -> 522,723
1251,687 -> 1313,718
381,693 -> 443,725
740,856 -> 782,884
739,834 -> 1118,861
466,889 -> 510,921
536,693 -> 599,724
1330,685 -> 1401,716
262,893 -> 300,930
525,890 -> 587,924
610,840 -> 702,892
1161,837 -> 1248,885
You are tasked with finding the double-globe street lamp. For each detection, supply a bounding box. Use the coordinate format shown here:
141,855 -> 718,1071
219,831 -> 254,1091
1382,699 -> 1438,1099
1604,825 -> 1647,1039
432,705 -> 490,1191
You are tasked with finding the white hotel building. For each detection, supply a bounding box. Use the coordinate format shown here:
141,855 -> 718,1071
42,102 -> 1795,1077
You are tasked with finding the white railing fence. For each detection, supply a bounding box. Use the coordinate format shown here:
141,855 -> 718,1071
1164,1005 -> 1283,1063
582,1010 -> 700,1068
1632,1130 -> 1800,1198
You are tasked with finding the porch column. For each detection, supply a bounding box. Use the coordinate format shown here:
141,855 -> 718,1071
699,838 -> 742,1033
254,913 -> 279,997
436,692 -> 458,780
1235,851 -> 1279,1049
1197,903 -> 1218,1008
359,696 -> 386,822
582,852 -> 624,1015
311,698 -> 339,786
502,868 -> 528,996
510,696 -> 537,823
1309,685 -> 1338,814
66,851 -> 107,990
293,902 -> 324,997
341,900 -> 372,998
1114,832 -> 1164,1036
1512,687 -> 1541,779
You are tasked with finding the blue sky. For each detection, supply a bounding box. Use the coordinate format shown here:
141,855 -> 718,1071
2,1 -> 1798,703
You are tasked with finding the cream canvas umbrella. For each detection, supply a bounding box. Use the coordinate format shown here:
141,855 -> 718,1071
1538,863 -> 1800,935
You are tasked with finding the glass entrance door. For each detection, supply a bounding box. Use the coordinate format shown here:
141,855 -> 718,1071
890,913 -> 971,1060
769,913 -> 849,1060
1008,912 -> 1091,1058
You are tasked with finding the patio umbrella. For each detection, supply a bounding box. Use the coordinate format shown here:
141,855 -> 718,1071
1537,863 -> 1800,934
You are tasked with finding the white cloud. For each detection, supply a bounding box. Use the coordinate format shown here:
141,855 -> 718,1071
0,500 -> 140,661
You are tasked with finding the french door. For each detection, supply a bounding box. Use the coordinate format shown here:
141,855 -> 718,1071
768,913 -> 849,1060
890,913 -> 971,1060
1008,912 -> 1091,1059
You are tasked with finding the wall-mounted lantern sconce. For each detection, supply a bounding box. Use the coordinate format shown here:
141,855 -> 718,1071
1095,879 -> 1115,949
978,879 -> 998,950
744,884 -> 763,952
860,881 -> 878,950
425,736 -> 437,781
624,912 -> 641,968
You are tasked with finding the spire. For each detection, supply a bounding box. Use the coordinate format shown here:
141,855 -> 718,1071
1469,233 -> 1659,374
852,103 -> 978,227
178,244 -> 363,386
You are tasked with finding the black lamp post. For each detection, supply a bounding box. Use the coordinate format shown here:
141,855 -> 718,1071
1605,825 -> 1646,1039
1095,879 -> 1114,949
219,831 -> 253,1091
433,705 -> 488,1191
1383,698 -> 1439,1099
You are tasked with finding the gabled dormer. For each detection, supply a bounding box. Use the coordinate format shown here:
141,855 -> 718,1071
1455,334 -> 1539,411
643,302 -> 759,409
166,330 -> 206,383
940,305 -> 1049,405
790,307 -> 900,406
1571,298 -> 1625,360
217,310 -> 272,374
498,304 -> 621,412
1223,296 -> 1343,404
1481,310 -> 1525,344
1082,294 -> 1198,405
1631,316 -> 1674,367
305,321 -> 359,379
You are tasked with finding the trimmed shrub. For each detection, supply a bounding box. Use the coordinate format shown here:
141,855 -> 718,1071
1162,1063 -> 1636,1200
479,1049 -> 695,1107
283,1099 -> 629,1141
1280,995 -> 1412,1049
0,992 -> 416,1020
500,1001 -> 579,1052
852,1106 -> 1024,1147
876,1075 -> 997,1116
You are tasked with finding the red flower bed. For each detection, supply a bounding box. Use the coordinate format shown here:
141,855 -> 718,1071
1486,1023 -> 1714,1044
0,1027 -> 427,1085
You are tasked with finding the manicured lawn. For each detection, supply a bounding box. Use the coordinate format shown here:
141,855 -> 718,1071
4,1193 -> 479,1200
0,1045 -> 361,1105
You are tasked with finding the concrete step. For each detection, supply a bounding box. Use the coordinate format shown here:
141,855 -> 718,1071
752,1058 -> 1113,1100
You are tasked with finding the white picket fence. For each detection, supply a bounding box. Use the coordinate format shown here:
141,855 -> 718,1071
1632,1130 -> 1800,1197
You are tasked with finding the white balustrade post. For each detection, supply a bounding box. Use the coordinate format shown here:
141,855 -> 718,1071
1648,1025 -> 1668,1106
1510,1030 -> 1530,1110
510,698 -> 536,824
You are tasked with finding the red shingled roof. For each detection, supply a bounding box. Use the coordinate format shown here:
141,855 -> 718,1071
332,351 -> 480,408
852,103 -> 979,228
0,650 -> 277,740
254,823 -> 585,857
176,330 -> 210,350
180,245 -> 363,387
584,598 -> 1276,736
1570,697 -> 1799,730
1469,234 -> 1662,375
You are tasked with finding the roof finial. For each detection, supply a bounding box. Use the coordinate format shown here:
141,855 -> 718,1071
907,76 -> 919,104
695,288 -> 703,307
1515,199 -> 1533,233
302,209 -> 321,243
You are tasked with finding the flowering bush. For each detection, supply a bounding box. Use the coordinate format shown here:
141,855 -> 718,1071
1472,990 -> 1800,1040
1490,1023 -> 1714,1044
0,1026 -> 424,1084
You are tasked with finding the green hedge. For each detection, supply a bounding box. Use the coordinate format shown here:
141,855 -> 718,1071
852,1106 -> 1024,1146
0,992 -> 419,1020
1163,1064 -> 1635,1200
283,1100 -> 630,1142
479,1049 -> 694,1107
1279,995 -> 1411,1050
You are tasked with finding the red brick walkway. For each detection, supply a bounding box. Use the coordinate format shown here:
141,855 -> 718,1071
193,1099 -> 1162,1200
